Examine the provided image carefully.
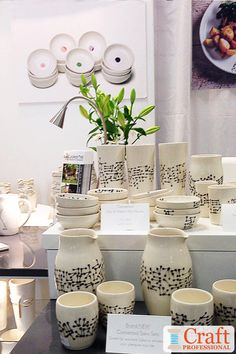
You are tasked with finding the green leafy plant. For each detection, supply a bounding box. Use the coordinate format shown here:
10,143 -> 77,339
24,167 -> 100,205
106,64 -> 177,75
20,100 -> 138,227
79,73 -> 160,146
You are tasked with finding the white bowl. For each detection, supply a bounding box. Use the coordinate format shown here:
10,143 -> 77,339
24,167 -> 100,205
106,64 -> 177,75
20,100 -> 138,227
66,73 -> 91,87
27,49 -> 57,78
28,68 -> 58,79
101,62 -> 131,76
88,188 -> 128,201
57,213 -> 99,229
156,195 -> 200,210
58,62 -> 66,73
103,43 -> 134,71
130,188 -> 173,206
102,70 -> 131,84
78,31 -> 106,65
57,204 -> 99,216
155,207 -> 200,215
50,33 -> 76,61
28,73 -> 58,88
56,193 -> 98,208
153,211 -> 200,230
66,48 -> 95,74
99,198 -> 129,205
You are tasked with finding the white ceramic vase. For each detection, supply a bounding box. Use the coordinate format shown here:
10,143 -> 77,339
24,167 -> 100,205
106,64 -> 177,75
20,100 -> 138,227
208,184 -> 236,225
55,228 -> 105,296
212,279 -> 236,328
140,228 -> 192,316
96,281 -> 135,327
56,291 -> 98,350
0,281 -> 7,331
126,144 -> 155,195
171,288 -> 214,325
9,279 -> 35,333
189,154 -> 223,195
159,142 -> 188,195
195,180 -> 217,217
97,145 -> 126,188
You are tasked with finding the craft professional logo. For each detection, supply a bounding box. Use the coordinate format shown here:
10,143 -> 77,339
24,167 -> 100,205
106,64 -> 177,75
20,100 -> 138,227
64,152 -> 84,163
163,326 -> 235,352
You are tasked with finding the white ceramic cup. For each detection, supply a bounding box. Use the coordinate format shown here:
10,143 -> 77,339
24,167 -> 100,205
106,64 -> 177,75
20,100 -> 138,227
9,279 -> 35,333
0,329 -> 24,354
0,281 -> 7,331
96,281 -> 135,327
195,180 -> 217,217
208,184 -> 236,225
212,279 -> 236,328
56,291 -> 99,350
171,288 -> 214,326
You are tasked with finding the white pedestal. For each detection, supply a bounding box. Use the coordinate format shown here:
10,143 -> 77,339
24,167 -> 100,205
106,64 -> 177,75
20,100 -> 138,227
42,219 -> 236,299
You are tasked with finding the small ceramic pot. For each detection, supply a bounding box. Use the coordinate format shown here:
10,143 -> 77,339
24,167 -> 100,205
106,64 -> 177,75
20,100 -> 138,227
171,288 -> 214,325
96,281 -> 135,327
56,291 -> 99,350
9,279 -> 35,333
153,211 -> 200,230
97,145 -> 126,188
159,142 -> 188,195
212,279 -> 236,328
0,281 -> 7,331
208,184 -> 236,225
189,154 -> 223,195
0,329 -> 24,354
195,180 -> 217,217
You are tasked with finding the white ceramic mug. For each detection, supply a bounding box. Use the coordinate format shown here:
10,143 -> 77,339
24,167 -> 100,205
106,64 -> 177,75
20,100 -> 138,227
56,291 -> 99,350
195,180 -> 217,217
170,288 -> 214,326
208,184 -> 236,225
212,279 -> 236,328
0,281 -> 7,331
9,279 -> 35,333
0,194 -> 31,236
96,281 -> 135,327
0,329 -> 24,354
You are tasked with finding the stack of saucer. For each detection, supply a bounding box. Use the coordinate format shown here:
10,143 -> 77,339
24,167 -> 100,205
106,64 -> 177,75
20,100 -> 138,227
56,193 -> 99,229
130,189 -> 173,221
154,195 -> 200,230
102,44 -> 134,84
27,49 -> 58,88
78,31 -> 106,71
50,33 -> 76,73
65,48 -> 94,86
87,188 -> 128,206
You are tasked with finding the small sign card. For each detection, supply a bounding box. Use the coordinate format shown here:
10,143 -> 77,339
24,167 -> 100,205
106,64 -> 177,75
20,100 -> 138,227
106,314 -> 171,354
222,204 -> 236,231
100,203 -> 149,234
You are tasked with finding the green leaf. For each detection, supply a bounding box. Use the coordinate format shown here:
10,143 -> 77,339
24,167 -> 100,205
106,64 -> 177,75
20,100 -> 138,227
116,88 -> 125,104
124,125 -> 130,141
106,120 -> 117,134
91,74 -> 97,90
138,105 -> 155,117
88,126 -> 99,134
86,132 -> 100,145
117,111 -> 125,128
81,74 -> 87,86
79,105 -> 89,119
145,126 -> 160,135
130,89 -> 136,105
132,127 -> 146,136
89,146 -> 97,152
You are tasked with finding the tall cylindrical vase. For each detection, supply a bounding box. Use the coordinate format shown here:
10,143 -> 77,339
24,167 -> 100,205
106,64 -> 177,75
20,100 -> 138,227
189,154 -> 223,195
0,281 -> 7,331
9,279 -> 35,333
97,145 -> 126,188
126,144 -> 155,195
140,228 -> 192,316
159,142 -> 188,195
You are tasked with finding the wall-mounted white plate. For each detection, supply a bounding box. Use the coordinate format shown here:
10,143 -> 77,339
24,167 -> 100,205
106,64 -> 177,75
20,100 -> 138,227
66,48 -> 95,74
50,33 -> 76,61
27,49 -> 57,78
78,31 -> 106,64
103,44 -> 134,71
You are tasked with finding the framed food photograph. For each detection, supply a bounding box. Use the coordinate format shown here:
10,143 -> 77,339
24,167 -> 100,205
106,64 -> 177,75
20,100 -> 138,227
192,0 -> 236,90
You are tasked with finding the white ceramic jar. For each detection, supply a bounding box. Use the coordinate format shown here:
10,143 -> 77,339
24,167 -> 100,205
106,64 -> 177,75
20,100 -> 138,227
189,154 -> 223,195
195,180 -> 217,217
171,288 -> 214,325
56,291 -> 98,350
159,142 -> 188,195
212,279 -> 236,328
55,228 -> 105,296
208,184 -> 236,225
140,228 -> 192,316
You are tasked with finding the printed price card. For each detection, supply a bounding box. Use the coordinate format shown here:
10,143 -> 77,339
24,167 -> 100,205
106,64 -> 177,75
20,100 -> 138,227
100,203 -> 149,234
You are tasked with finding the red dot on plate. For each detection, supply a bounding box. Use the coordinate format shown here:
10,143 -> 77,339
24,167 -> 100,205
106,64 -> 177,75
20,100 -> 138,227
61,46 -> 67,52
40,63 -> 46,68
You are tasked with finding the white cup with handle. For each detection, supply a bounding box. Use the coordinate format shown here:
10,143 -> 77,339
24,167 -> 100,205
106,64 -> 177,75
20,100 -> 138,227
0,194 -> 31,236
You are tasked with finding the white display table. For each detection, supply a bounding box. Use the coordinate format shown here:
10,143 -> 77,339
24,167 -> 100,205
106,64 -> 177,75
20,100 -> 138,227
42,219 -> 236,299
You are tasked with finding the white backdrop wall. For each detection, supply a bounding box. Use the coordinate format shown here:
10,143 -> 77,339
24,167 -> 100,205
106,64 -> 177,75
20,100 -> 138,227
0,0 -> 156,204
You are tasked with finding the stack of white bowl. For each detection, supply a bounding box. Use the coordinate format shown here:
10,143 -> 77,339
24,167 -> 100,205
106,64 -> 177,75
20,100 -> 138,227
27,49 -> 58,88
130,189 -> 173,221
56,193 -> 99,229
50,33 -> 76,73
65,48 -> 95,86
102,44 -> 134,84
88,188 -> 128,206
154,195 -> 201,230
